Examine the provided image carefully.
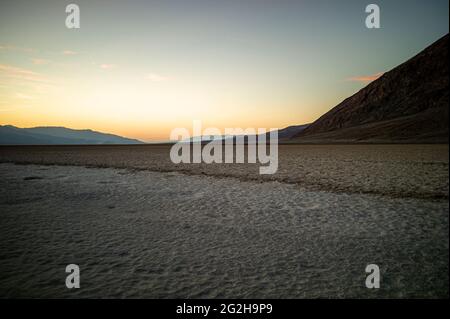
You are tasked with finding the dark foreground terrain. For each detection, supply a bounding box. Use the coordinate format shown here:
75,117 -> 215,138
0,144 -> 448,199
0,144 -> 448,298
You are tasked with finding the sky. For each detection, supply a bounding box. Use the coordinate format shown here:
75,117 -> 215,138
0,0 -> 448,142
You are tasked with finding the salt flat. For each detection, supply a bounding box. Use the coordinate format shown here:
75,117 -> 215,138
0,162 -> 447,298
0,144 -> 448,199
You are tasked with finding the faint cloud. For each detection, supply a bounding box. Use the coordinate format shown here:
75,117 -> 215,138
31,58 -> 50,65
0,44 -> 36,53
62,50 -> 77,55
347,72 -> 384,83
145,73 -> 170,82
0,64 -> 50,83
100,64 -> 116,70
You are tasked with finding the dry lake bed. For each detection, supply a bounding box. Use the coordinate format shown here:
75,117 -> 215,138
0,144 -> 448,298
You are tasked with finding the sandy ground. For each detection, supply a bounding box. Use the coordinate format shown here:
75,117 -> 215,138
0,150 -> 448,297
0,144 -> 448,200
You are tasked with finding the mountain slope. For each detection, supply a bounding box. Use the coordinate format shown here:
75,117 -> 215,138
277,124 -> 310,139
292,34 -> 449,143
0,125 -> 144,145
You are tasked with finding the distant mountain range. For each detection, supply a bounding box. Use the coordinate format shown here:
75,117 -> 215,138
289,34 -> 449,143
277,124 -> 310,139
186,124 -> 310,143
1,35 -> 447,145
0,126 -> 144,145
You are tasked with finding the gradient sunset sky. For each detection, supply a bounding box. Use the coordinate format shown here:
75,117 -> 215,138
0,0 -> 448,141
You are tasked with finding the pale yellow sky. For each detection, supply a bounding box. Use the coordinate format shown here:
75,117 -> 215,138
0,61 -> 332,141
1,0 -> 448,142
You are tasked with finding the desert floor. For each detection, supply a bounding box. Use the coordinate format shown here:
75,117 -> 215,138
0,144 -> 448,298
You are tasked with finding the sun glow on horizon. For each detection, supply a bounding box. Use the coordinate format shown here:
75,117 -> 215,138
1,0 -> 448,141
0,57 -> 330,142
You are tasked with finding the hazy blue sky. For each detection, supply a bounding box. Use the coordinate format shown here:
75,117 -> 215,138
0,0 -> 448,140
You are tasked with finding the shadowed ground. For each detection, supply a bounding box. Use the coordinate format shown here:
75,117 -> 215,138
0,144 -> 448,199
0,145 -> 448,298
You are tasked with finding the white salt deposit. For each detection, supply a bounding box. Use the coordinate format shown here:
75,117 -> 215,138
0,163 -> 448,298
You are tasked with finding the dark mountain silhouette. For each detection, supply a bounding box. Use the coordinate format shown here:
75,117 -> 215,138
183,124 -> 310,144
0,125 -> 144,145
290,34 -> 449,143
2,35 -> 447,145
277,124 -> 310,139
